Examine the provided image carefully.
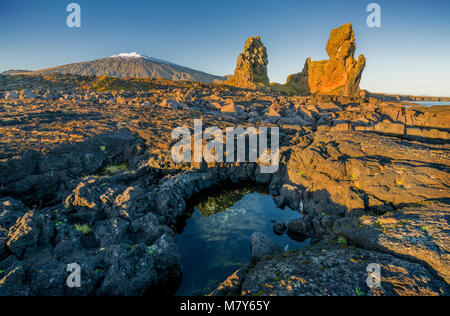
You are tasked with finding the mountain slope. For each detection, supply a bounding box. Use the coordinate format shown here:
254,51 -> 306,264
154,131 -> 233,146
2,69 -> 32,75
28,52 -> 225,83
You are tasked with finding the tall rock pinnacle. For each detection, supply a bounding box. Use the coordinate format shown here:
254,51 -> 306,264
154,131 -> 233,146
286,23 -> 366,96
227,36 -> 270,88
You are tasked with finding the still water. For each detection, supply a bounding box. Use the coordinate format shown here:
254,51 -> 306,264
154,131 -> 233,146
174,189 -> 308,296
404,101 -> 450,107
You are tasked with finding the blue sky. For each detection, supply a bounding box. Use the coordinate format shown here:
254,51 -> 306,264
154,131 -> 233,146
1,0 -> 449,96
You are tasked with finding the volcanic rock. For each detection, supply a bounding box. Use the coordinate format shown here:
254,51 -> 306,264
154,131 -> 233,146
226,36 -> 269,88
286,23 -> 366,96
250,232 -> 282,263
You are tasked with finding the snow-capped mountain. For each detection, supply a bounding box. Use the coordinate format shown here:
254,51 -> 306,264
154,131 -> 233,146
26,52 -> 225,83
110,52 -> 175,66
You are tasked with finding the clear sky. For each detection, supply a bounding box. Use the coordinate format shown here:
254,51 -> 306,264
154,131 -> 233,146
1,0 -> 449,96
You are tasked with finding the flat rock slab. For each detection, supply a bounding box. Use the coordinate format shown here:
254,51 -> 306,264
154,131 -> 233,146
334,201 -> 450,284
236,246 -> 448,296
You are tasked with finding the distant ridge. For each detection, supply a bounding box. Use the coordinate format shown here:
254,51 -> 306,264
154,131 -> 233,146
21,52 -> 225,83
2,69 -> 32,75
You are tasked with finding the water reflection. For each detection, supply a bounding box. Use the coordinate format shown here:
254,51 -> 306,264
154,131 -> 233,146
175,186 -> 308,296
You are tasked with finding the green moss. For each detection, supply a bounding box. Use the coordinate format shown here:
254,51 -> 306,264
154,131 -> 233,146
75,224 -> 92,235
99,162 -> 129,176
269,82 -> 300,96
337,236 -> 348,246
355,287 -> 365,296
195,185 -> 265,218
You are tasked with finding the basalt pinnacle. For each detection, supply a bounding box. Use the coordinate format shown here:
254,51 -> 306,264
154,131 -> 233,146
286,23 -> 366,96
226,36 -> 270,88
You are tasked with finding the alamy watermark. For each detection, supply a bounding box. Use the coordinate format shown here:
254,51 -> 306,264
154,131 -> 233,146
367,3 -> 381,28
171,120 -> 279,174
65,3 -> 380,29
66,3 -> 81,28
366,263 -> 381,288
66,263 -> 81,288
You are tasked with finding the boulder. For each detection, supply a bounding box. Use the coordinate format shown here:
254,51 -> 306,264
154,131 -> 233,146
287,218 -> 312,241
273,222 -> 287,236
250,232 -> 282,263
6,211 -> 55,257
129,212 -> 172,245
161,99 -> 183,110
5,92 -> 19,100
221,103 -> 238,114
0,198 -> 28,230
373,120 -> 405,135
150,233 -> 182,285
99,244 -> 157,296
20,90 -> 37,99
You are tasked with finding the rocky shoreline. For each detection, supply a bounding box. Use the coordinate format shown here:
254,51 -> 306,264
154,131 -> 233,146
0,73 -> 448,295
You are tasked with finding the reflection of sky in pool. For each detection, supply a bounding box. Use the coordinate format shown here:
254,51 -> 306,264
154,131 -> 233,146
174,192 -> 309,296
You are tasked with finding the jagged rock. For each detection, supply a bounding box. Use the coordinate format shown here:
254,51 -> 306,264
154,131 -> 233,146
94,217 -> 131,248
6,211 -> 55,257
226,36 -> 269,88
129,212 -> 172,245
149,233 -> 182,285
0,198 -> 28,230
221,102 -> 238,114
0,265 -> 30,296
5,92 -> 18,100
210,264 -> 250,296
161,99 -> 183,110
274,184 -> 302,210
286,23 -> 366,96
99,244 -> 157,296
20,90 -> 37,99
250,232 -> 282,263
273,222 -> 287,235
116,96 -> 126,104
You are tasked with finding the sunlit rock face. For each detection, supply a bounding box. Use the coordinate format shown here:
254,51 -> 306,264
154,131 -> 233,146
226,36 -> 270,88
286,23 -> 366,96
